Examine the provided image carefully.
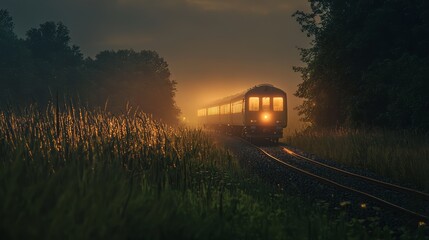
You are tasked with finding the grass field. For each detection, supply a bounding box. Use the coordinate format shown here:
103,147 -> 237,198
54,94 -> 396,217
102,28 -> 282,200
0,104 -> 425,239
285,129 -> 429,191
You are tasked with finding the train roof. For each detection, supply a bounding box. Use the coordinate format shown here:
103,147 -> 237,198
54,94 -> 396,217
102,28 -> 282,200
200,84 -> 286,108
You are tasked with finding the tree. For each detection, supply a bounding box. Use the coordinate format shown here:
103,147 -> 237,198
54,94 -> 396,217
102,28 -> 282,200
0,9 -> 17,90
0,11 -> 180,124
0,9 -> 15,39
85,49 -> 180,124
25,21 -> 83,102
294,0 -> 429,130
0,9 -> 33,102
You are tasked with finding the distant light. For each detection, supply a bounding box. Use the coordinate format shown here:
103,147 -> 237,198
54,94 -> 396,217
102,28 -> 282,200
182,117 -> 186,121
360,203 -> 367,209
419,221 -> 426,227
264,115 -> 268,119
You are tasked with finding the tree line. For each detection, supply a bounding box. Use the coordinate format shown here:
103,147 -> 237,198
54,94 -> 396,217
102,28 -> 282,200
294,0 -> 429,130
0,9 -> 180,124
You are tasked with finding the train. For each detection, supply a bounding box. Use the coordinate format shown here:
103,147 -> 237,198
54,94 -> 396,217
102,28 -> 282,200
197,84 -> 287,142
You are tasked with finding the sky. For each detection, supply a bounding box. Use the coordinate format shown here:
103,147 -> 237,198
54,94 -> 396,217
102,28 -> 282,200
2,0 -> 311,130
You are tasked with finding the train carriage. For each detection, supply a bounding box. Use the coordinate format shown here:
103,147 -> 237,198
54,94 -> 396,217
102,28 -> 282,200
197,84 -> 287,142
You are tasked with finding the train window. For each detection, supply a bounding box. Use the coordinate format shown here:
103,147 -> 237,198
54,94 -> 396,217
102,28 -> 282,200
273,97 -> 283,111
249,97 -> 259,111
225,104 -> 231,114
262,97 -> 270,111
220,104 -> 230,115
208,106 -> 219,115
197,108 -> 206,116
232,101 -> 243,113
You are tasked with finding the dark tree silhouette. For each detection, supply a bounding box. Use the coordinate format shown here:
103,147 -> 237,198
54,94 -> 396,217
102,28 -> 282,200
0,9 -> 181,124
25,21 -> 84,101
85,50 -> 180,124
294,0 -> 429,130
0,9 -> 14,37
0,9 -> 32,102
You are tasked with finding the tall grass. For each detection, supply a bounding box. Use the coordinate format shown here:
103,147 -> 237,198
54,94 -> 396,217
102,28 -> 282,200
0,104 -> 422,239
0,103 -> 239,238
286,129 -> 429,191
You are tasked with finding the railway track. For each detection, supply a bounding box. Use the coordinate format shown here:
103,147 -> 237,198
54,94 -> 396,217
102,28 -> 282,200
241,138 -> 429,225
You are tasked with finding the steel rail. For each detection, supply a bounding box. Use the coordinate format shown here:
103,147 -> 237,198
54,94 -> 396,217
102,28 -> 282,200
281,145 -> 429,201
243,140 -> 429,221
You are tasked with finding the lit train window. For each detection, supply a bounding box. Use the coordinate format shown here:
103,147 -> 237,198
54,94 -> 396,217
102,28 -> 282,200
220,104 -> 230,115
224,104 -> 231,114
208,106 -> 219,115
273,97 -> 283,111
249,97 -> 259,111
262,97 -> 270,111
232,101 -> 243,113
197,109 -> 206,116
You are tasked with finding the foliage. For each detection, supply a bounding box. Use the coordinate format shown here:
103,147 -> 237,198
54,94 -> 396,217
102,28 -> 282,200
0,9 -> 32,102
85,50 -> 180,124
293,0 -> 429,130
0,9 -> 14,39
0,9 -> 180,124
25,21 -> 84,101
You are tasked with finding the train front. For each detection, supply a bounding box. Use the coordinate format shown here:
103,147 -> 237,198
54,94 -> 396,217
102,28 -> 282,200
243,85 -> 287,142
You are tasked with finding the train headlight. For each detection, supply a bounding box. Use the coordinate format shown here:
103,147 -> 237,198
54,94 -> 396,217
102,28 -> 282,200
261,113 -> 271,122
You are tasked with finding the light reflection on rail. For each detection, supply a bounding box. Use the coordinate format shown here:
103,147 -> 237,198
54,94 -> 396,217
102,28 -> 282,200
239,138 -> 429,225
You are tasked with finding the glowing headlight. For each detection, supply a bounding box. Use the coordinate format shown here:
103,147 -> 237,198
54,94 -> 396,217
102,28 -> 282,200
261,113 -> 271,122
